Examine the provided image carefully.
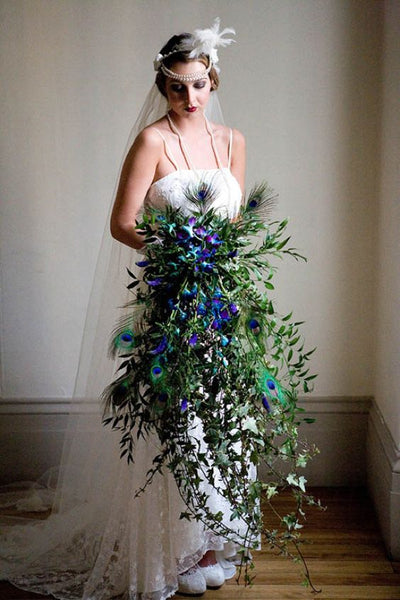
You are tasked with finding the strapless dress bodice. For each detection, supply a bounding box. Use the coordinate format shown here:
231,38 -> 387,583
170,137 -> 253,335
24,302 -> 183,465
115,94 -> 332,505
145,168 -> 242,220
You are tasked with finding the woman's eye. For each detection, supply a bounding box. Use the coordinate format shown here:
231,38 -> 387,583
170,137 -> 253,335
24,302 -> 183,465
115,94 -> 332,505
171,85 -> 184,92
194,82 -> 206,89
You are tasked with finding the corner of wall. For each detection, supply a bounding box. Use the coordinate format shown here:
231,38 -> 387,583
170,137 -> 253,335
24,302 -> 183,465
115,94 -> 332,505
367,401 -> 400,560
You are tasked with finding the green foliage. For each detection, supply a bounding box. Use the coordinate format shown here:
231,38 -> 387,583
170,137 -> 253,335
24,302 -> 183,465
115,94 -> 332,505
102,182 -> 321,590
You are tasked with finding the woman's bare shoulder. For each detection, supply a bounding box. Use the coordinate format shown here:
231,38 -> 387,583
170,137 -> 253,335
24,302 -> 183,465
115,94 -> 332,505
134,121 -> 167,147
211,122 -> 245,144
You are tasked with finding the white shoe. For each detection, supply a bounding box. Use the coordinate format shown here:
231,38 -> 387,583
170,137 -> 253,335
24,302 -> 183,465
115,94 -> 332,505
214,553 -> 237,579
198,562 -> 225,588
177,567 -> 207,596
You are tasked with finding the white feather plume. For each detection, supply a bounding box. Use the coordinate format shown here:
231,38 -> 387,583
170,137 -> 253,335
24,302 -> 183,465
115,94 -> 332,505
186,18 -> 236,72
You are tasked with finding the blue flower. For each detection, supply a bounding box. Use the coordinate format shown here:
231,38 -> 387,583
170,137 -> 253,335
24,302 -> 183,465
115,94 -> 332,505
220,335 -> 230,346
197,303 -> 207,316
135,260 -> 150,267
180,397 -> 188,412
228,249 -> 238,258
262,394 -> 271,412
168,298 -> 177,311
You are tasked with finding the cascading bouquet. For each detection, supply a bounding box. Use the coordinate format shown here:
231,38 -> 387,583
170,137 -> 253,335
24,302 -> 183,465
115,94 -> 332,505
102,181 -> 321,590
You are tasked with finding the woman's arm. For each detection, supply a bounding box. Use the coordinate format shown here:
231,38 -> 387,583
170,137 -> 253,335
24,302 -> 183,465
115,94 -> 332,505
230,128 -> 246,194
110,127 -> 162,249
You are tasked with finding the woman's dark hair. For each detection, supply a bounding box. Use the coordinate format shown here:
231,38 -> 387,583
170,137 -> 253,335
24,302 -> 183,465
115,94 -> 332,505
155,33 -> 219,97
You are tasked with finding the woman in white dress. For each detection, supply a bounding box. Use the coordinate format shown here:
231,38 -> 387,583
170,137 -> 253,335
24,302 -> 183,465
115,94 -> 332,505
109,25 -> 246,596
1,20 -> 253,600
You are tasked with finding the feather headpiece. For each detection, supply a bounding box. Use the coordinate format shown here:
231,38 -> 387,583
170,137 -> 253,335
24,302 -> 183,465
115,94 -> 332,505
154,18 -> 235,74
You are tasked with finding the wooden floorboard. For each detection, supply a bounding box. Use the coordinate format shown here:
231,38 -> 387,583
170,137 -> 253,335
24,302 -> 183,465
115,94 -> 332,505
1,488 -> 400,600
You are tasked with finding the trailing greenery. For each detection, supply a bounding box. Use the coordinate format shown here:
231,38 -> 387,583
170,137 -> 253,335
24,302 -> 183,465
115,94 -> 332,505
102,181 -> 321,590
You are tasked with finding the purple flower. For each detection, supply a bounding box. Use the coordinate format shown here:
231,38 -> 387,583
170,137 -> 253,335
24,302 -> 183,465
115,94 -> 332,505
211,319 -> 222,330
212,299 -> 224,310
205,233 -> 221,245
135,260 -> 150,267
220,309 -> 230,320
180,397 -> 188,412
150,335 -> 168,355
229,303 -> 239,315
188,217 -> 196,226
194,226 -> 206,237
200,248 -> 212,258
147,278 -> 163,286
228,249 -> 238,258
188,333 -> 198,347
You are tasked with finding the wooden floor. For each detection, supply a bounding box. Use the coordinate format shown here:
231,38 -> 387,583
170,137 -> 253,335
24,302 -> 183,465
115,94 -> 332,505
1,488 -> 400,600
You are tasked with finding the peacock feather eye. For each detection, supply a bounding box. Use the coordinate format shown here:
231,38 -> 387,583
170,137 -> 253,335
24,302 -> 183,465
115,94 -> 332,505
114,330 -> 136,350
150,363 -> 164,383
260,369 -> 287,407
248,318 -> 261,335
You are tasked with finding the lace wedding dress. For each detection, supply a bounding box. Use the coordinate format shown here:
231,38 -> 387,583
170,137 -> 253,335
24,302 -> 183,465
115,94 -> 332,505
0,117 -> 250,600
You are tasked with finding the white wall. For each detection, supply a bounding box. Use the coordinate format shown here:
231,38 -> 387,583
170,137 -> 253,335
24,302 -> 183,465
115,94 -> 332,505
375,1 -> 400,448
0,1 -> 382,405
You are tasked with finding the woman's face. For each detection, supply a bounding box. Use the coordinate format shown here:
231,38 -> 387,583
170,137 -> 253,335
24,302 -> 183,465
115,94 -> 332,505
165,60 -> 212,118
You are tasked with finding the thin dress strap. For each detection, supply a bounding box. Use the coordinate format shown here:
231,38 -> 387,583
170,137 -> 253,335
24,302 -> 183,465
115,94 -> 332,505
227,129 -> 233,170
153,127 -> 180,171
167,114 -> 228,171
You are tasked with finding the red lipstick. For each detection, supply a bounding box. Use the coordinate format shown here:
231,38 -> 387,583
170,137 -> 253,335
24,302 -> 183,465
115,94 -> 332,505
185,106 -> 197,113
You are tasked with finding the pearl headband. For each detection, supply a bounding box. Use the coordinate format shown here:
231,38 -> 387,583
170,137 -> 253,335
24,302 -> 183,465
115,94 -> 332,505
154,18 -> 235,80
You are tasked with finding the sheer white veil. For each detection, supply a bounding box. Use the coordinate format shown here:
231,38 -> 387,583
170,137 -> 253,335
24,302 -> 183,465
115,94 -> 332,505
0,84 -> 225,523
0,34 -> 235,599
54,85 -> 225,516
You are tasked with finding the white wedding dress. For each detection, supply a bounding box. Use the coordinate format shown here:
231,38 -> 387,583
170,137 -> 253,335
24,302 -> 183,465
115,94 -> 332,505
0,122 -> 250,600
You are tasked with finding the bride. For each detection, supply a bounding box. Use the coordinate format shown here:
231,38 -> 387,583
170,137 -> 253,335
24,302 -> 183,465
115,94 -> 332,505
0,20 -> 251,600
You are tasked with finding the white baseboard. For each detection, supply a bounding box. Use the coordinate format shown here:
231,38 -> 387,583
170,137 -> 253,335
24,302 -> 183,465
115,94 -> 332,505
367,401 -> 400,560
0,396 -> 372,486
